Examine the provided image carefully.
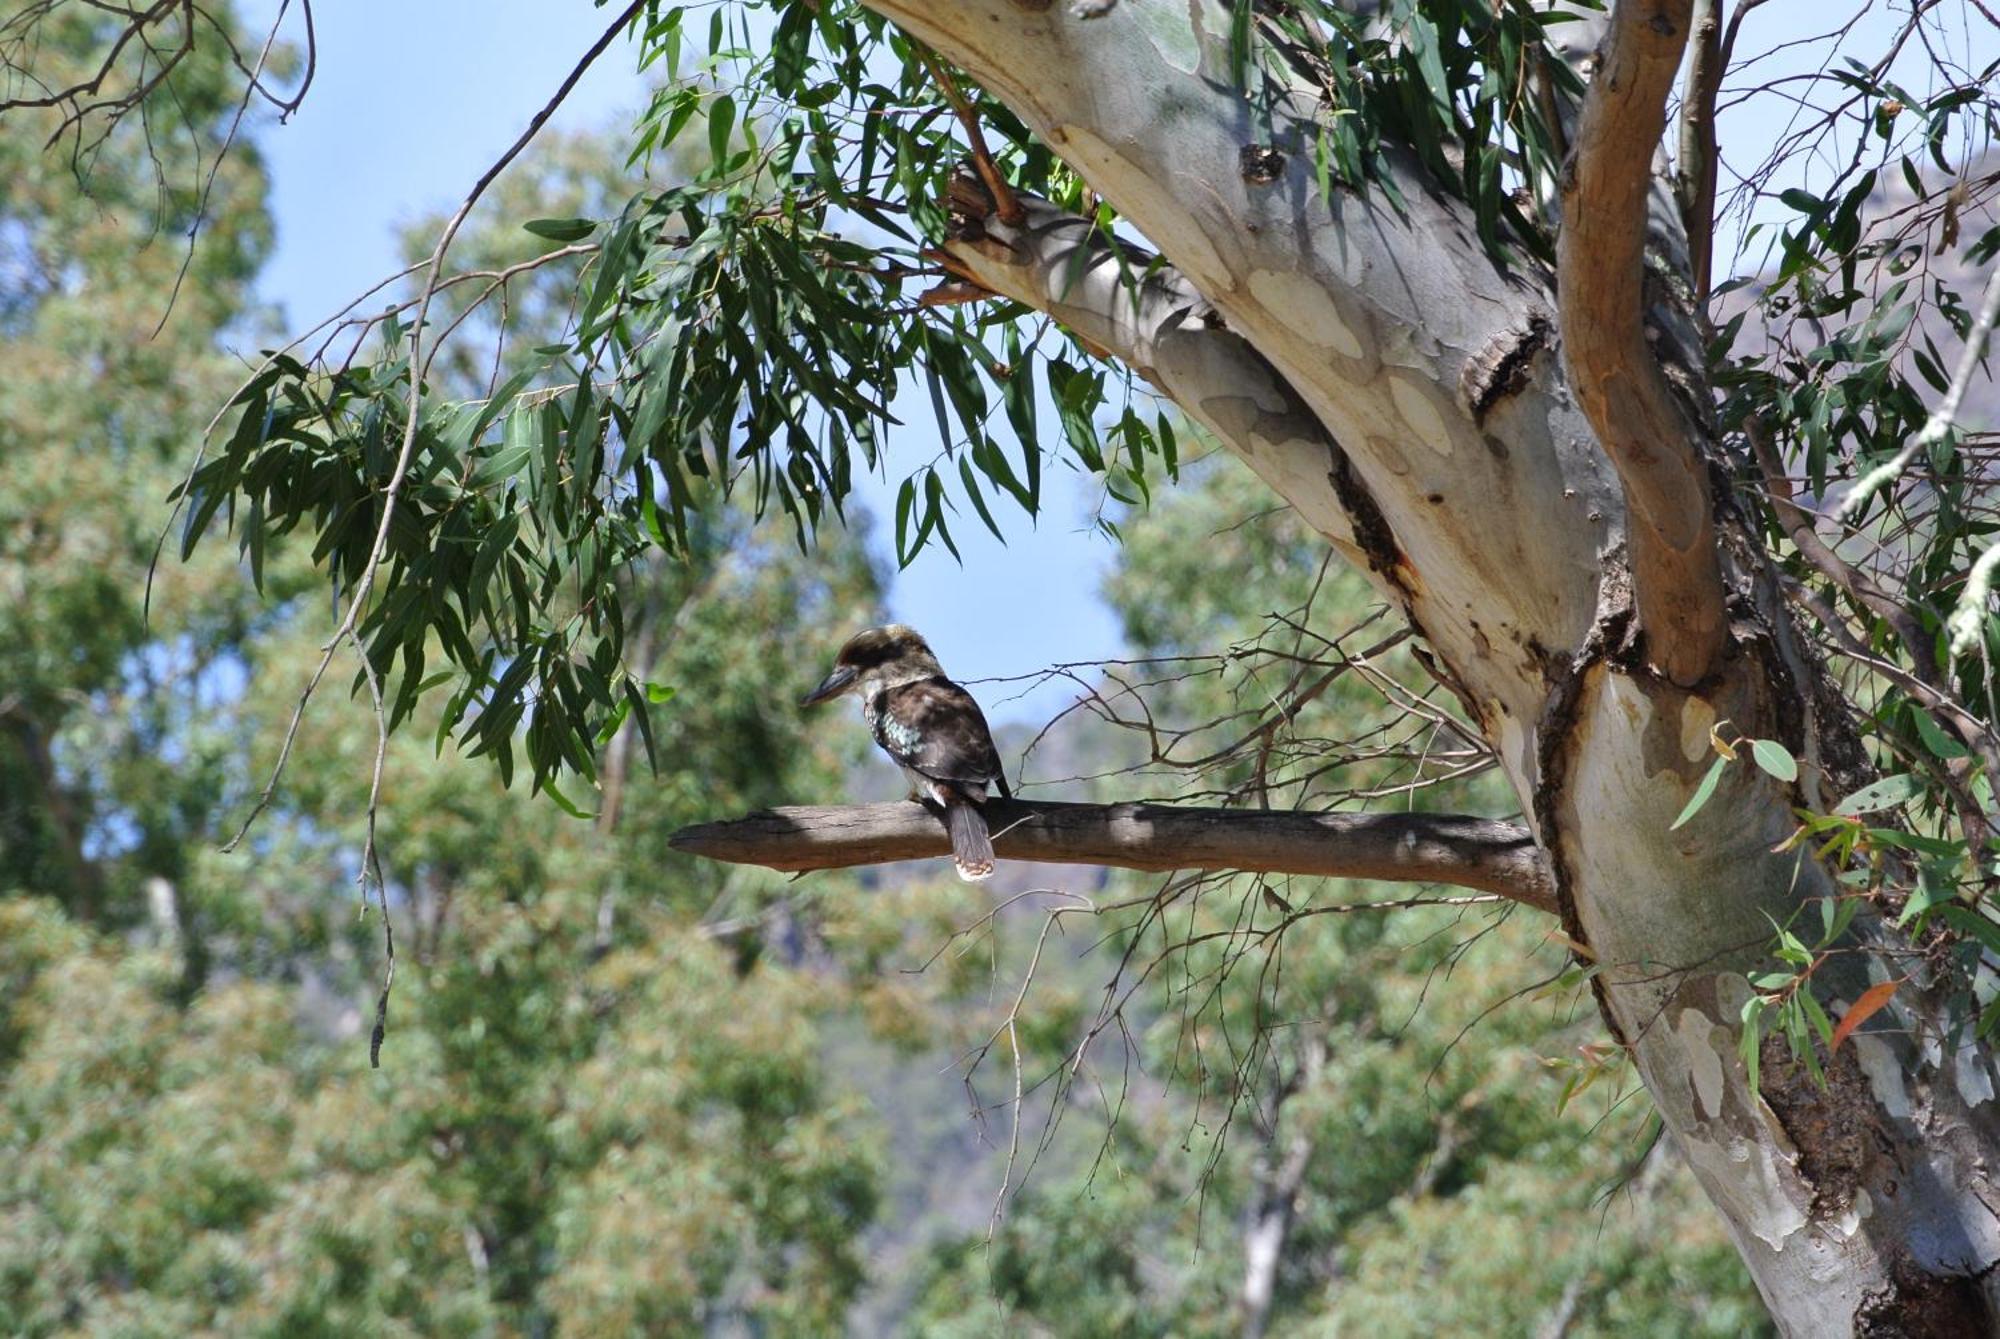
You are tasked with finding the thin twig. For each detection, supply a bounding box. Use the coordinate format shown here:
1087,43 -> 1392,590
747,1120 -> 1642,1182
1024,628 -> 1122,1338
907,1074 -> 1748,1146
150,0 -> 296,337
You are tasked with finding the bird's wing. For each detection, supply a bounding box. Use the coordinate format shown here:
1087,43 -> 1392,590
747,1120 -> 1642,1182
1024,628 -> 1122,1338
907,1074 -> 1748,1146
874,677 -> 1008,796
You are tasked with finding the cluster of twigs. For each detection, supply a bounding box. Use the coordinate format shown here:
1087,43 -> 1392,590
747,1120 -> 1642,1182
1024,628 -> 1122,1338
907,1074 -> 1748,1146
0,0 -> 313,154
886,562 -> 1539,1232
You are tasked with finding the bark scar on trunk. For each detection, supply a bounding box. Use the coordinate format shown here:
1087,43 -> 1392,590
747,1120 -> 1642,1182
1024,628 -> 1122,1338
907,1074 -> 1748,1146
1854,1257 -> 1995,1338
1754,1034 -> 1872,1219
1324,446 -> 1418,605
1459,310 -> 1553,425
1238,144 -> 1287,185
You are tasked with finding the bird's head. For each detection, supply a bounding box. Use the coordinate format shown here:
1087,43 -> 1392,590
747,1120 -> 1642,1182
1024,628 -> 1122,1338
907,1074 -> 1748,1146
800,623 -> 942,706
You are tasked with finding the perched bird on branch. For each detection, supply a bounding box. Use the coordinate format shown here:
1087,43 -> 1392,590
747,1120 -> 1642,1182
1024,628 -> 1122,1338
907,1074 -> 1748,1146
801,624 -> 1011,881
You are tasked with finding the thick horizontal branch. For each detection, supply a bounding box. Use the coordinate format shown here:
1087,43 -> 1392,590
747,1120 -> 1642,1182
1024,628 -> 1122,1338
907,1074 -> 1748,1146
1558,0 -> 1728,687
670,799 -> 1555,913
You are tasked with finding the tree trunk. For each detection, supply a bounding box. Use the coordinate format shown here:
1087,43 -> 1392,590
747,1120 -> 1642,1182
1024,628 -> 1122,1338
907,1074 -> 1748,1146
1241,1124 -> 1313,1339
1240,1032 -> 1323,1339
857,1 -> 2000,1329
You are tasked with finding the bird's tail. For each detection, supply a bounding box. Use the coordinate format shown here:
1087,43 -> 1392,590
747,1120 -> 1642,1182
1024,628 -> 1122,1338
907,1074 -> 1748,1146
946,800 -> 996,882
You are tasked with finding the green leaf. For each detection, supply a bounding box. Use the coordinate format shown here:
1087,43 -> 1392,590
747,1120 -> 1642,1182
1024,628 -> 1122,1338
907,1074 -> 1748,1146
708,92 -> 736,166
893,475 -> 916,566
1910,707 -> 1969,760
541,776 -> 597,821
1047,359 -> 1104,472
1740,994 -> 1767,1096
958,455 -> 1005,541
1833,773 -> 1923,816
622,680 -> 659,774
1819,893 -> 1860,946
593,698 -> 632,748
1671,756 -> 1730,830
1749,739 -> 1798,783
1939,905 -> 2000,957
1799,988 -> 1836,1053
1867,828 -> 1963,858
1978,993 -> 2000,1042
467,367 -> 541,448
523,217 -> 597,242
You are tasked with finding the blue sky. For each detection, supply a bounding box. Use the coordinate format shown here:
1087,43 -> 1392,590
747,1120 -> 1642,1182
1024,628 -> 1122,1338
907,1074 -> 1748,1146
236,0 -> 1127,724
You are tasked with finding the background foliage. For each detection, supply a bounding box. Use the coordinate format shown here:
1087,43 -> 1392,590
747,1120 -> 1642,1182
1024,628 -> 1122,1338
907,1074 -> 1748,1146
9,0 -> 1998,1331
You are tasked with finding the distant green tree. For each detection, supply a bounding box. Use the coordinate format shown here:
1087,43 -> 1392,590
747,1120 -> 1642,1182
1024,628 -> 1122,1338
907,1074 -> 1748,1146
0,52 -> 898,1330
0,0 -> 277,940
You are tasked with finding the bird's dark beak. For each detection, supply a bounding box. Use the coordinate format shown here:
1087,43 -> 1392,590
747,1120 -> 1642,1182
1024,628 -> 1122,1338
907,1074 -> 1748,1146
800,664 -> 857,707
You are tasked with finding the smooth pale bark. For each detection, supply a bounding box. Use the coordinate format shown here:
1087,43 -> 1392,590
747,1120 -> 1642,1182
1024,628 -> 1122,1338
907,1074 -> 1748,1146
850,0 -> 2000,1329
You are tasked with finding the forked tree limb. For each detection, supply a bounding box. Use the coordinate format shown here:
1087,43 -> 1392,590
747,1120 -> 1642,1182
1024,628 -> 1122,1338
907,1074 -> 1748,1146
669,800 -> 1556,913
1559,0 -> 1728,687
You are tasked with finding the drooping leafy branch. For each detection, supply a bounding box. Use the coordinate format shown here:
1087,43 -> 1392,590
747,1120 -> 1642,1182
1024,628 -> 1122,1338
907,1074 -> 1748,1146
165,0 -> 1598,804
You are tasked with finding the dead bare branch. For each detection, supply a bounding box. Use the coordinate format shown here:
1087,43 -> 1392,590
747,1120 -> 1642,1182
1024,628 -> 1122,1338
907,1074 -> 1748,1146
669,799 -> 1556,913
916,46 -> 1024,228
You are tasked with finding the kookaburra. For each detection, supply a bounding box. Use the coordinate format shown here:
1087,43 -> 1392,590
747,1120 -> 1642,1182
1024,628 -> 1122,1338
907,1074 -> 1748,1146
801,624 -> 1011,881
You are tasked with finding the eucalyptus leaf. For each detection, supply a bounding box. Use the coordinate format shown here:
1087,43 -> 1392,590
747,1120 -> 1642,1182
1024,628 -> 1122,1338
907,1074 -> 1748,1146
1671,756 -> 1730,831
523,217 -> 597,242
1749,739 -> 1798,783
1833,773 -> 1924,816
